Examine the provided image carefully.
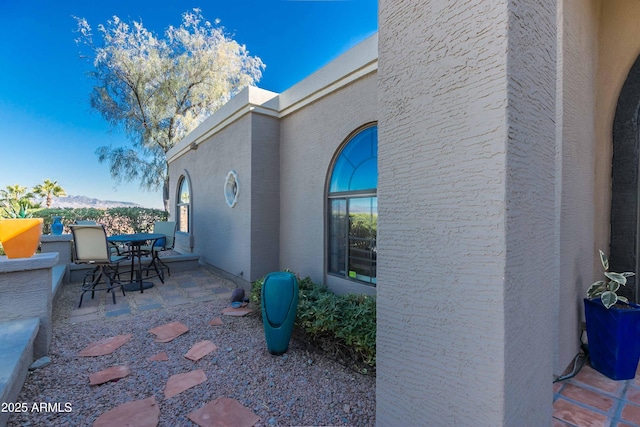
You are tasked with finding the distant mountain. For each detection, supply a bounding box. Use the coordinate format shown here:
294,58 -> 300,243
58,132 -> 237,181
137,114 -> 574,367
47,195 -> 140,209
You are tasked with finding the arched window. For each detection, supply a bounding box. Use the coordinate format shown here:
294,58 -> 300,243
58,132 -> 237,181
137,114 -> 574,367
327,125 -> 377,285
177,176 -> 191,233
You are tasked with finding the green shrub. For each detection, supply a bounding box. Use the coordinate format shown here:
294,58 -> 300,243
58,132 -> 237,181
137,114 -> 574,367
32,207 -> 168,235
251,273 -> 376,372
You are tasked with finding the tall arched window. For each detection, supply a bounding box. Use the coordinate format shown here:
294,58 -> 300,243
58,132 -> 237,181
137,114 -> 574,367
177,176 -> 191,233
327,124 -> 377,285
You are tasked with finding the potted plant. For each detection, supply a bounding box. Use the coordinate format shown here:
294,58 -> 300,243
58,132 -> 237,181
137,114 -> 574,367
584,250 -> 640,380
0,201 -> 43,259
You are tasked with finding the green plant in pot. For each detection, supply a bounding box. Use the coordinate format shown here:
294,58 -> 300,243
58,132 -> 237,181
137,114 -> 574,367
584,250 -> 640,380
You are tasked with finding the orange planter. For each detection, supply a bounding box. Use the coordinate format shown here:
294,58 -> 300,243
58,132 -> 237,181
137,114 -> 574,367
0,218 -> 43,259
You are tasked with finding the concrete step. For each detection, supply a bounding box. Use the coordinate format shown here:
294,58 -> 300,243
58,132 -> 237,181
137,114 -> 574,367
0,317 -> 39,427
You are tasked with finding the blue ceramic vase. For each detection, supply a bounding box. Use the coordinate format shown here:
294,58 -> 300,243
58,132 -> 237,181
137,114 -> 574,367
51,216 -> 63,235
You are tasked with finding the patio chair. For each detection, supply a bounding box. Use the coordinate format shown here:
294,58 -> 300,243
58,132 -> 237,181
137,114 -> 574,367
74,219 -> 128,256
141,221 -> 176,283
70,224 -> 127,308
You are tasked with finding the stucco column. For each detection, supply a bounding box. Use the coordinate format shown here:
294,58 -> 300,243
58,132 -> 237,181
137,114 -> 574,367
377,0 -> 556,425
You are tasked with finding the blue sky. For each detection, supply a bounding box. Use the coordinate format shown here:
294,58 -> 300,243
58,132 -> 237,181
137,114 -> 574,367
0,0 -> 377,209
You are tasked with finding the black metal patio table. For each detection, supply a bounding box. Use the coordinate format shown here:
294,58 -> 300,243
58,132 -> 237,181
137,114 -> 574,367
108,232 -> 164,292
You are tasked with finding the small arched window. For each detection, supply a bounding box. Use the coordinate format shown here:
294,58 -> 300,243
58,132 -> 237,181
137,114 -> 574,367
327,125 -> 377,285
177,176 -> 191,233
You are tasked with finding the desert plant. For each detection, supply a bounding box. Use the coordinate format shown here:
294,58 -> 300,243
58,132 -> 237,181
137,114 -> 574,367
587,249 -> 635,309
251,273 -> 376,370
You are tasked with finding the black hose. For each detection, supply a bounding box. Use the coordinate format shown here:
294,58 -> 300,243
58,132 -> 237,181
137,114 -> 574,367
553,331 -> 589,383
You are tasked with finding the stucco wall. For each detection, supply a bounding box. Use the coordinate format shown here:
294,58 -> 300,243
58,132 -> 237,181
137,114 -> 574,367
170,115 -> 254,282
377,0 -> 555,425
250,114 -> 280,280
554,0 -> 599,376
278,73 -> 377,294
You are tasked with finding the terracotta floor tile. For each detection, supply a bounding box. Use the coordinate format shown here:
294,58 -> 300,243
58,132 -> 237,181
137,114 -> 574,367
561,383 -> 615,412
622,403 -> 640,425
626,388 -> 640,406
553,398 -> 609,427
574,365 -> 625,396
554,382 -> 565,394
552,418 -> 574,427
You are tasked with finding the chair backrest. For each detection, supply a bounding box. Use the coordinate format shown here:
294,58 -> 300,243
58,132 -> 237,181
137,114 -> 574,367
70,225 -> 111,263
75,220 -> 97,225
152,221 -> 176,249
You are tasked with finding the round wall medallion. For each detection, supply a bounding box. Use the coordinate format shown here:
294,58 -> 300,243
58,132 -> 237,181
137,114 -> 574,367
224,170 -> 239,208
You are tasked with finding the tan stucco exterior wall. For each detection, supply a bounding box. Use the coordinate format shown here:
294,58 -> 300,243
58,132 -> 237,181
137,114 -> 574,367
278,73 -> 377,295
377,0 -> 555,424
168,93 -> 281,285
554,0 -> 600,376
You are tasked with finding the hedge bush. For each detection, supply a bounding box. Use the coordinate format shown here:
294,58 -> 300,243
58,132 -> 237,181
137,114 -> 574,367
0,207 -> 168,256
33,207 -> 168,235
251,273 -> 376,373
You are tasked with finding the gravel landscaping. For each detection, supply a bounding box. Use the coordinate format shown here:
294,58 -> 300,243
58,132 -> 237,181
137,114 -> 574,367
6,269 -> 375,426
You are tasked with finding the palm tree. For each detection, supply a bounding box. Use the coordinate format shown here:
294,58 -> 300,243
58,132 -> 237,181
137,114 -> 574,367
32,179 -> 66,208
0,184 -> 36,218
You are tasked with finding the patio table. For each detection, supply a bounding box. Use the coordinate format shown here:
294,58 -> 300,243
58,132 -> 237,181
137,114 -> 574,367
108,233 -> 164,292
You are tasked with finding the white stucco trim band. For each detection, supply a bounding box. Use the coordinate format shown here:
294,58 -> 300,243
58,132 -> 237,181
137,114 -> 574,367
167,87 -> 278,162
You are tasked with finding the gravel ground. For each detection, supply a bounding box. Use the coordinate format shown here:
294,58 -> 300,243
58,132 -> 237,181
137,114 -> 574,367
7,269 -> 375,427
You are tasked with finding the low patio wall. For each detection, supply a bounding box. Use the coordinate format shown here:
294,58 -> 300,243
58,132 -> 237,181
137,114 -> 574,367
0,253 -> 58,358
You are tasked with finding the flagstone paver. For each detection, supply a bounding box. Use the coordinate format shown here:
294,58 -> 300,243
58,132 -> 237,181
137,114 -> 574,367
79,334 -> 132,357
149,321 -> 189,343
148,352 -> 169,361
89,365 -> 131,385
187,397 -> 260,427
222,307 -> 253,317
184,340 -> 218,361
208,317 -> 223,326
164,370 -> 207,399
93,396 -> 160,427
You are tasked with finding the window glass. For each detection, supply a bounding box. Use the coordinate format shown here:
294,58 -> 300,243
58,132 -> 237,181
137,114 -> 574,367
329,126 -> 377,193
177,176 -> 190,233
327,125 -> 377,286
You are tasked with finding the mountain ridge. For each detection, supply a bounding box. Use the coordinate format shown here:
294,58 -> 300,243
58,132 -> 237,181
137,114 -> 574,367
47,195 -> 141,209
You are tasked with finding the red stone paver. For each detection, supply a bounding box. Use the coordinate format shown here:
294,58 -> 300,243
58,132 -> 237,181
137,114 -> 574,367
89,365 -> 131,385
553,398 -> 608,427
221,307 -> 253,317
188,397 -> 260,427
164,370 -> 207,399
149,321 -> 189,343
93,396 -> 160,427
208,317 -> 223,326
184,340 -> 218,361
148,352 -> 169,361
79,334 -> 132,357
